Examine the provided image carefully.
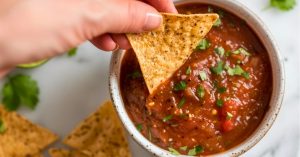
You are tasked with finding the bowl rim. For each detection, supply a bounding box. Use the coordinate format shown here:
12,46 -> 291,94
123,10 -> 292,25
109,0 -> 285,156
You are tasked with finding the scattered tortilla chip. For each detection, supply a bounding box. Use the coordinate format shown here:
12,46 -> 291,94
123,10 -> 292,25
63,101 -> 132,157
49,148 -> 87,157
33,153 -> 44,157
0,105 -> 58,157
127,13 -> 218,94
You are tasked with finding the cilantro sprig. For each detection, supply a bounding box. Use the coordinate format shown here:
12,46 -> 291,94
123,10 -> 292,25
188,145 -> 204,156
1,74 -> 39,111
270,0 -> 296,11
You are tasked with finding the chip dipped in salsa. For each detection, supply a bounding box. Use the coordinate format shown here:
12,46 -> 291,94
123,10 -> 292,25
121,4 -> 272,156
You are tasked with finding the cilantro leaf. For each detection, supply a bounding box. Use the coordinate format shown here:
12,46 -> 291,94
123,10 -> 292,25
226,65 -> 249,79
213,18 -> 222,27
173,81 -> 187,91
177,97 -> 186,108
199,71 -> 207,81
180,146 -> 188,151
136,124 -> 143,132
214,46 -> 225,57
127,70 -> 142,79
168,147 -> 181,155
162,115 -> 173,122
186,66 -> 192,75
270,0 -> 296,11
227,65 -> 244,76
68,47 -> 77,57
210,61 -> 224,75
197,86 -> 205,99
208,6 -> 214,13
188,145 -> 204,156
196,39 -> 210,51
2,82 -> 20,111
217,87 -> 227,93
216,99 -> 224,107
226,112 -> 233,120
232,47 -> 251,56
1,74 -> 39,111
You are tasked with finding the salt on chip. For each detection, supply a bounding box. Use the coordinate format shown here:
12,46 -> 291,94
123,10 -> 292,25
0,106 -> 58,157
127,13 -> 218,94
49,148 -> 87,157
63,101 -> 132,157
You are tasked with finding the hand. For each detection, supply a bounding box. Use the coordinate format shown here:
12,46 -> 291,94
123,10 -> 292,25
0,0 -> 177,73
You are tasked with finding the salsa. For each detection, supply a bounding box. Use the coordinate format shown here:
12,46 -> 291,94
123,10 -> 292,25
121,4 -> 272,156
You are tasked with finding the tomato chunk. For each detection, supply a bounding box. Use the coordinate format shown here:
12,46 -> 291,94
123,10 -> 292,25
222,120 -> 234,132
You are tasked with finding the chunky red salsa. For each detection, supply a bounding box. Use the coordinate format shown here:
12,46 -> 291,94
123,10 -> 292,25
121,4 -> 272,156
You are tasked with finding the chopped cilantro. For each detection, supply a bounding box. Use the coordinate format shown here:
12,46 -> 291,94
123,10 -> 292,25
217,87 -> 227,93
188,145 -> 204,156
196,39 -> 210,51
197,86 -> 205,99
227,65 -> 249,79
208,6 -> 214,13
162,115 -> 173,122
127,70 -> 142,79
227,65 -> 244,76
216,99 -> 224,107
214,46 -> 225,57
242,72 -> 250,79
180,146 -> 188,151
2,74 -> 39,111
68,47 -> 77,57
173,81 -> 187,91
232,47 -> 251,56
210,61 -> 224,75
225,51 -> 231,57
213,18 -> 222,27
186,66 -> 192,75
217,10 -> 225,18
226,112 -> 233,120
199,71 -> 207,81
177,98 -> 186,108
168,147 -> 181,155
0,119 -> 6,134
270,0 -> 296,11
136,124 -> 143,132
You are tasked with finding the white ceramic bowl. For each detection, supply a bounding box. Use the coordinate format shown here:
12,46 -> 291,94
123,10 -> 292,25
109,0 -> 285,156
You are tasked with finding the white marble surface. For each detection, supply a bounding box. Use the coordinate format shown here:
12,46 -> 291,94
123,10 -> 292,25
0,0 -> 299,156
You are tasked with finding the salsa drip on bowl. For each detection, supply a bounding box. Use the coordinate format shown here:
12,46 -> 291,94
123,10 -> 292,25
121,4 -> 272,156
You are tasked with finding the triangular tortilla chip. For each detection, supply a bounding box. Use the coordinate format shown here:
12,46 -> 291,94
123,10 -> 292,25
127,13 -> 218,94
0,106 -> 58,156
63,101 -> 132,157
49,148 -> 87,157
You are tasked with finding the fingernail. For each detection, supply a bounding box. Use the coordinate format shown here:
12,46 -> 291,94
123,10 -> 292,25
112,43 -> 120,52
143,13 -> 162,31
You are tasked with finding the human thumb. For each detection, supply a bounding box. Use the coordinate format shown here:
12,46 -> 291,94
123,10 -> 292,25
103,0 -> 162,33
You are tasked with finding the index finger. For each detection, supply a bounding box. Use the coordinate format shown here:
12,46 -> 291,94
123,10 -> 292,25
144,0 -> 178,13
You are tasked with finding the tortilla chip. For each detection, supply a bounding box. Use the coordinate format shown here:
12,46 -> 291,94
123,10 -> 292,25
0,105 -> 58,156
127,13 -> 218,94
49,148 -> 87,157
33,153 -> 44,157
63,101 -> 132,157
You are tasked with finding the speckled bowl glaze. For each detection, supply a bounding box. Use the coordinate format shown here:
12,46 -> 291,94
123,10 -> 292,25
109,0 -> 285,156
